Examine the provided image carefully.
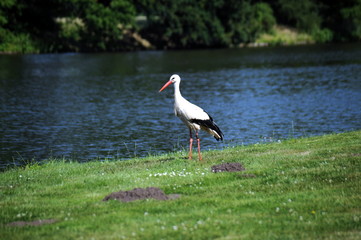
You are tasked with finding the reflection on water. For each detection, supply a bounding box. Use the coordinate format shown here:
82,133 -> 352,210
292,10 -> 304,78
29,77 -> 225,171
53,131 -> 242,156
1,44 -> 361,169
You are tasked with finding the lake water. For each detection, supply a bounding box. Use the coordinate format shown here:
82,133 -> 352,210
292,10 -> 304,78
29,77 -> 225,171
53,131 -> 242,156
1,44 -> 361,169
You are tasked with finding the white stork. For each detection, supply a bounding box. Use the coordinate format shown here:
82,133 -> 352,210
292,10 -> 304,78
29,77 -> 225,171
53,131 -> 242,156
159,74 -> 223,161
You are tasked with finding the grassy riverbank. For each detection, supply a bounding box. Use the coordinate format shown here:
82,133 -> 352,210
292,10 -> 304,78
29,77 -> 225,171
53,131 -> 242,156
1,131 -> 360,239
254,25 -> 315,46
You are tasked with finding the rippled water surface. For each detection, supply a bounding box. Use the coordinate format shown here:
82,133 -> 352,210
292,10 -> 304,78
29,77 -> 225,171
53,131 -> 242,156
1,44 -> 361,169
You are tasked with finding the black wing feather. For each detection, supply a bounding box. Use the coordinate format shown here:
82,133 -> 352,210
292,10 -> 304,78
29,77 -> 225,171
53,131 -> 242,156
189,114 -> 224,141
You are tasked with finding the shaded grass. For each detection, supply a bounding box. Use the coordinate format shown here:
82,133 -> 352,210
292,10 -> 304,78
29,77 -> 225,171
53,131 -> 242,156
0,131 -> 360,239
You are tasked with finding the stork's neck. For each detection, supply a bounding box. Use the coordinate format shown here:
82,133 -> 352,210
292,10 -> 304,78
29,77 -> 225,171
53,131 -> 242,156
174,80 -> 183,101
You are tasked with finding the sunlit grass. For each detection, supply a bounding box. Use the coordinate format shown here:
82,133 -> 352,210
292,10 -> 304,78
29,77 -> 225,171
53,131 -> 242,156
0,131 -> 360,239
256,25 -> 315,46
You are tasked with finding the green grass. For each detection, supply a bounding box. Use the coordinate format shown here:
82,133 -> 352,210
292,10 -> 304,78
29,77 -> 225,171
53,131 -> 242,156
1,131 -> 360,239
255,25 -> 315,46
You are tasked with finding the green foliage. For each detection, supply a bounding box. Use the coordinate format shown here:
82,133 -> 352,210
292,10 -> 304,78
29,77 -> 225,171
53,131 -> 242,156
138,0 -> 275,48
57,18 -> 82,41
225,2 -> 276,44
275,0 -> 321,33
0,0 -> 361,53
311,28 -> 333,43
80,0 -> 136,51
271,0 -> 334,43
137,0 -> 228,48
341,1 -> 361,40
0,0 -> 16,25
0,0 -> 137,52
54,0 -> 136,52
273,0 -> 361,42
0,131 -> 360,239
0,29 -> 38,53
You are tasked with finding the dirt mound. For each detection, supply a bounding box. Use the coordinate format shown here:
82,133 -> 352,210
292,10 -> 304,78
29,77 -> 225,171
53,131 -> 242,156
7,219 -> 57,227
211,162 -> 245,173
103,187 -> 180,202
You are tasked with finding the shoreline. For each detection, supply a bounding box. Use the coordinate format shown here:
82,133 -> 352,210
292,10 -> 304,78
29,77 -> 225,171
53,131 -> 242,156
0,41 -> 339,55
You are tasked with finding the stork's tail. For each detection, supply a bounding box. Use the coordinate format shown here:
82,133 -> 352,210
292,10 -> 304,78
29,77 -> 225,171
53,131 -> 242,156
208,121 -> 224,141
189,118 -> 224,141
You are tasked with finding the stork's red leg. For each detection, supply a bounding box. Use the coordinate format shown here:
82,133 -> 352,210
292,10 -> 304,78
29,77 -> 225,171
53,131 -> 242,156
188,129 -> 193,160
196,131 -> 202,161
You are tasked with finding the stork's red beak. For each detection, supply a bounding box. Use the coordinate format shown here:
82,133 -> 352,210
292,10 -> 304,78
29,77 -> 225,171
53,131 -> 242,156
159,80 -> 173,92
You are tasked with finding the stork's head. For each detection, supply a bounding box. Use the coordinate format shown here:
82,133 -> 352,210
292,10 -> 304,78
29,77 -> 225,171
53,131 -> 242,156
169,74 -> 180,83
159,74 -> 181,92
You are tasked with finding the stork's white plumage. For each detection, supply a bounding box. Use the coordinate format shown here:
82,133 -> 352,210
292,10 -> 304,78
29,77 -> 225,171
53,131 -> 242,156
159,74 -> 223,161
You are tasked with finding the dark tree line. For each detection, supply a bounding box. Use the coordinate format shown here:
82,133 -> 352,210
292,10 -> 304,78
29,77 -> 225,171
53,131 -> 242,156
0,0 -> 360,53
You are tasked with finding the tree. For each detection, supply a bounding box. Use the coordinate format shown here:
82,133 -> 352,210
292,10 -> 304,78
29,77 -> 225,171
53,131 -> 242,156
56,0 -> 136,52
0,0 -> 40,53
218,1 -> 276,44
136,0 -> 227,49
137,0 -> 275,48
274,0 -> 321,33
340,0 -> 361,40
1,0 -> 360,53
